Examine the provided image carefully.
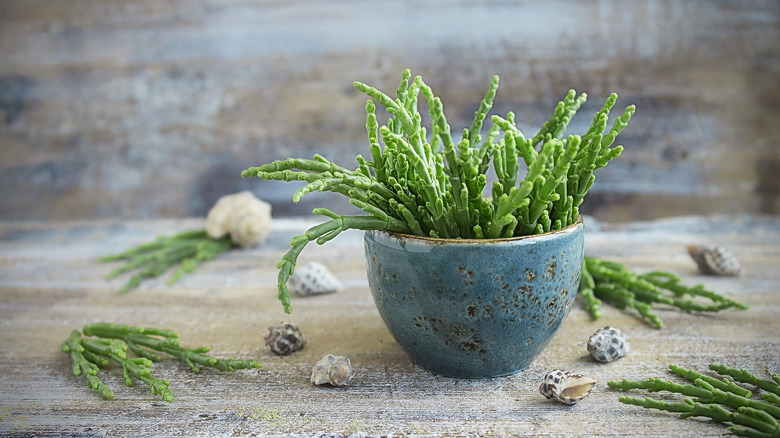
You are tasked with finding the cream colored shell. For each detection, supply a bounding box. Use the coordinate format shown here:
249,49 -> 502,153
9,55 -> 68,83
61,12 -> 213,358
310,354 -> 355,387
206,191 -> 272,248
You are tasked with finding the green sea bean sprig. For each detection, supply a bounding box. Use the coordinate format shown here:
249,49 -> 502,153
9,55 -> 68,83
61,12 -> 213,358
243,69 -> 635,313
99,230 -> 233,294
61,323 -> 261,402
609,363 -> 780,437
579,257 -> 748,328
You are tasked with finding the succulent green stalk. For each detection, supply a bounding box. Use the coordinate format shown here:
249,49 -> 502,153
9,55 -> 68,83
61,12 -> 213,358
670,364 -> 753,398
99,230 -> 233,293
578,259 -> 601,319
80,335 -> 174,402
62,330 -> 114,400
62,323 -> 261,402
244,69 -> 634,313
82,323 -> 261,373
581,257 -> 747,328
709,364 -> 780,398
618,397 -> 779,438
273,209 -> 409,314
609,363 -> 780,437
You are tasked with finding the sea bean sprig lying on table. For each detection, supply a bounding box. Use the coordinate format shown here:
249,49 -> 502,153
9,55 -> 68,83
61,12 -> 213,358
579,257 -> 748,328
99,230 -> 233,294
61,323 -> 261,402
242,69 -> 635,313
609,363 -> 780,437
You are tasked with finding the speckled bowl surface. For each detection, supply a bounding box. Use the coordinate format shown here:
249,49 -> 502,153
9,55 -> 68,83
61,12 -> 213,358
363,216 -> 585,378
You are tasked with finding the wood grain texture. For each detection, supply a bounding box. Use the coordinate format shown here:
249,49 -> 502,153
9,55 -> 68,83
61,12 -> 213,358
1,0 -> 779,222
0,215 -> 778,437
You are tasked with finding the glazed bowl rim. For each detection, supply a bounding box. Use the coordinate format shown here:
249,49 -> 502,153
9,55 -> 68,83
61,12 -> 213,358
367,215 -> 583,244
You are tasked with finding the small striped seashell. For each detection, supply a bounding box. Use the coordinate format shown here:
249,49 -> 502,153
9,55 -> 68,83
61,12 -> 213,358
539,369 -> 596,405
263,321 -> 306,355
686,244 -> 743,277
288,261 -> 343,297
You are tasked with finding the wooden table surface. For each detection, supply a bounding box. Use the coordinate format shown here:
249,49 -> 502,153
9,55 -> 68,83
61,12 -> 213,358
1,214 -> 778,437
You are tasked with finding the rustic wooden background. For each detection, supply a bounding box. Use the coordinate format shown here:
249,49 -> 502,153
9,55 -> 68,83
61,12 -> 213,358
1,0 -> 779,222
1,215 -> 778,437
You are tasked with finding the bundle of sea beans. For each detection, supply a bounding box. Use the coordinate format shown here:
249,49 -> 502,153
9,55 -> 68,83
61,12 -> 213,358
579,257 -> 747,328
243,69 -> 634,313
610,363 -> 780,437
62,323 -> 261,402
99,230 -> 232,294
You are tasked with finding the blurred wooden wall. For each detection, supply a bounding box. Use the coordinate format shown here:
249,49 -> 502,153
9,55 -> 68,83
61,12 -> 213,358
1,0 -> 778,222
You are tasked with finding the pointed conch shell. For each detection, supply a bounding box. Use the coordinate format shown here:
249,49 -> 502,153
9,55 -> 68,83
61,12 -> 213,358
539,369 -> 596,405
206,191 -> 272,248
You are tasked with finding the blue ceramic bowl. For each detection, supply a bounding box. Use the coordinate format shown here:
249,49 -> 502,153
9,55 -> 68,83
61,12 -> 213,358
364,216 -> 585,378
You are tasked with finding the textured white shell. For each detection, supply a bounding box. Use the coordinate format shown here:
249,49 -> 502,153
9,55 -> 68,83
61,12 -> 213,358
587,326 -> 629,363
263,321 -> 306,356
310,354 -> 355,386
288,261 -> 343,297
539,369 -> 596,405
206,191 -> 272,248
687,244 -> 743,276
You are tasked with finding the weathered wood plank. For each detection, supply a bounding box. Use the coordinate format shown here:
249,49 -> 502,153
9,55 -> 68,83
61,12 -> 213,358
0,215 -> 778,436
1,1 -> 779,222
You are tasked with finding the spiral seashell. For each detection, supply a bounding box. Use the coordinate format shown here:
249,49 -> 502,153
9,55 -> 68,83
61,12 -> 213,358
288,261 -> 343,297
228,201 -> 272,248
206,191 -> 272,248
686,244 -> 743,277
310,354 -> 355,387
263,321 -> 306,356
587,326 -> 629,363
206,191 -> 254,239
539,369 -> 596,405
